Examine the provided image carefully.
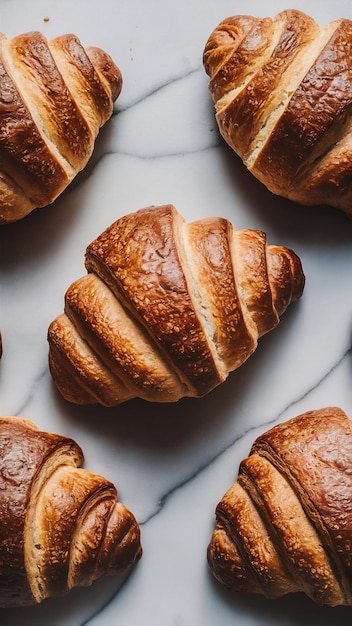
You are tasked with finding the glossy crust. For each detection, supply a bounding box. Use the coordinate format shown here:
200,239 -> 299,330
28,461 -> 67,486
0,416 -> 142,607
47,204 -> 305,406
207,407 -> 352,606
0,31 -> 122,223
203,10 -> 352,216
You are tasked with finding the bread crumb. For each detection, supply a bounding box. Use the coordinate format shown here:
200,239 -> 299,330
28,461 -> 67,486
43,16 -> 50,22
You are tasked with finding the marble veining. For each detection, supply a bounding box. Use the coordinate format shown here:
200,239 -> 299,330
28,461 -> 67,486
1,0 -> 352,624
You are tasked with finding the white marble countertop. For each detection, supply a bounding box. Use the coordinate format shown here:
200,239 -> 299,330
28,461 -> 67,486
1,0 -> 352,624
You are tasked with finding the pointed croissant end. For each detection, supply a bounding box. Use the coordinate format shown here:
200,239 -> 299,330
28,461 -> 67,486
207,407 -> 352,606
0,416 -> 142,608
47,204 -> 305,407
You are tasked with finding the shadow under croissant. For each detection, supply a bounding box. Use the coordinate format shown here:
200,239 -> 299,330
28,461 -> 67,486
206,568 -> 352,626
47,333 -> 289,453
0,570 -> 137,626
216,141 -> 352,241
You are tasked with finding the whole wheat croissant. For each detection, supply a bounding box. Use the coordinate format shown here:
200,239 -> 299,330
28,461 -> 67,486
0,31 -> 122,224
0,416 -> 142,607
203,10 -> 352,216
208,407 -> 352,606
47,204 -> 305,407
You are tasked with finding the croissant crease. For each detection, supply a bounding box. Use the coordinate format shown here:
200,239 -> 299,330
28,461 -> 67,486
207,407 -> 352,606
203,9 -> 352,216
0,31 -> 122,223
47,204 -> 305,407
0,416 -> 142,607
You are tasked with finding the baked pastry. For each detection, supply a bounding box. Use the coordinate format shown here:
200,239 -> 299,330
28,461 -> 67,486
207,407 -> 352,606
47,204 -> 305,406
0,31 -> 122,223
0,415 -> 142,607
203,10 -> 352,216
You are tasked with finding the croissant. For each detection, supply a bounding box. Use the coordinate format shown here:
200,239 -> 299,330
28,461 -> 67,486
0,415 -> 142,607
47,204 -> 305,407
203,9 -> 352,216
0,31 -> 122,224
207,406 -> 352,606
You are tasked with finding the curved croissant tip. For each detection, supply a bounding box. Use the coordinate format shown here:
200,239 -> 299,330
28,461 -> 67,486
86,45 -> 123,102
108,62 -> 123,102
290,249 -> 306,301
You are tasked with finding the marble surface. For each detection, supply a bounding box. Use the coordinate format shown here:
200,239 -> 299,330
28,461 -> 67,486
1,0 -> 352,624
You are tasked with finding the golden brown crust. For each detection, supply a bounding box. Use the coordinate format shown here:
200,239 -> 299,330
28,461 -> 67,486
0,31 -> 122,224
47,204 -> 305,406
203,10 -> 352,215
0,416 -> 82,607
208,407 -> 352,606
203,15 -> 276,106
0,45 -> 71,211
48,310 -> 135,406
210,480 -> 298,599
85,45 -> 123,103
253,407 -> 352,598
0,416 -> 142,607
186,217 -> 257,372
66,273 -> 186,402
266,245 -> 303,317
86,205 -> 224,397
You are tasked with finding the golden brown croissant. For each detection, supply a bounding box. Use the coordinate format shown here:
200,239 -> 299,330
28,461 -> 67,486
0,416 -> 142,607
47,204 -> 305,407
207,407 -> 352,606
0,31 -> 122,224
203,10 -> 352,216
